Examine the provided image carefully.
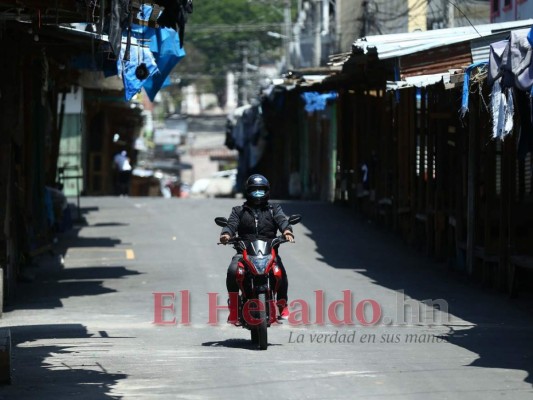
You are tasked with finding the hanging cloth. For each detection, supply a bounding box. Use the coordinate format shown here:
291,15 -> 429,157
154,0 -> 193,48
109,0 -> 131,57
491,80 -> 515,140
460,61 -> 488,118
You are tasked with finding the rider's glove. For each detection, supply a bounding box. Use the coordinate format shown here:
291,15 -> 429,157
283,230 -> 295,243
220,233 -> 231,244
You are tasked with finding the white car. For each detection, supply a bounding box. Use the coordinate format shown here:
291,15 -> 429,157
191,169 -> 237,197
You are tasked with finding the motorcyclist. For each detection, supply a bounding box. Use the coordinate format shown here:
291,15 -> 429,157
219,174 -> 294,323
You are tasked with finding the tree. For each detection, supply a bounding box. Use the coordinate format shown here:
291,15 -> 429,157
171,0 -> 292,107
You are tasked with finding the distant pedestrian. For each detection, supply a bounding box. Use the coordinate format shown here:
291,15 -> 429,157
113,150 -> 132,196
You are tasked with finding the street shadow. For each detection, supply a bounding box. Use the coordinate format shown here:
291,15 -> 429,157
0,324 -> 127,399
8,231 -> 141,311
7,263 -> 141,311
202,338 -> 282,350
280,201 -> 533,387
62,236 -> 123,248
8,201 -> 140,309
51,266 -> 140,281
78,206 -> 100,215
50,222 -> 124,251
90,223 -> 130,228
68,205 -> 100,226
441,324 -> 533,383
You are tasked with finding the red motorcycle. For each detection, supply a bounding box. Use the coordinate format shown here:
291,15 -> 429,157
215,214 -> 301,350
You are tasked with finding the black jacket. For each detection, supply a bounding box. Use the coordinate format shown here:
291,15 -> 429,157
221,202 -> 292,241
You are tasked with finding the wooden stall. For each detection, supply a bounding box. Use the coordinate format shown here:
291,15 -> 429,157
259,23 -> 533,295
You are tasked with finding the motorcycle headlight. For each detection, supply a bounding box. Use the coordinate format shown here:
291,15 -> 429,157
248,255 -> 271,274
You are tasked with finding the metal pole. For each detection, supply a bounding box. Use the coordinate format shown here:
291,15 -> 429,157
76,172 -> 81,221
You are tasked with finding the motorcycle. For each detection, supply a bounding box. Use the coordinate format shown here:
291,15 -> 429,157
215,214 -> 301,350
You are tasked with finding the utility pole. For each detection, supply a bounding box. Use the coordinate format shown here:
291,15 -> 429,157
313,0 -> 321,66
447,0 -> 454,28
283,0 -> 292,70
241,47 -> 249,106
361,1 -> 369,37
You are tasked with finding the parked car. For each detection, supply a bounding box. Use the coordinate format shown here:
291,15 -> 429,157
191,169 -> 237,197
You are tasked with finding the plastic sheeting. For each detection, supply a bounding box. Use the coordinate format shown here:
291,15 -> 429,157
140,27 -> 185,101
117,44 -> 159,101
117,5 -> 185,101
300,92 -> 338,113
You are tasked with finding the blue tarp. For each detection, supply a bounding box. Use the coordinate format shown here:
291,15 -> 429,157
119,5 -> 185,101
66,5 -> 186,101
301,92 -> 338,113
140,27 -> 185,101
117,44 -> 159,101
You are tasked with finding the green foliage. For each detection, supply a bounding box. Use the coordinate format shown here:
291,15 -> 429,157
171,0 -> 293,105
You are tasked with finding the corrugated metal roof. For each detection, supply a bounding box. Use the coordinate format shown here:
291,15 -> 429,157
352,19 -> 533,60
341,20 -> 533,91
387,72 -> 452,91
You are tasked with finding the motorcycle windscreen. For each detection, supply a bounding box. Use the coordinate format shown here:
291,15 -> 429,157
245,240 -> 272,256
246,240 -> 274,274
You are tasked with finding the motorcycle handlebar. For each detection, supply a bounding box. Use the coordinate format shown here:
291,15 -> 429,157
217,236 -> 293,246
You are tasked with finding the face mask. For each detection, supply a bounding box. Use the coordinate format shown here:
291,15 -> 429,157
249,190 -> 265,198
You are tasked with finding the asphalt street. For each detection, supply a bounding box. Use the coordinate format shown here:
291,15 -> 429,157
1,197 -> 533,399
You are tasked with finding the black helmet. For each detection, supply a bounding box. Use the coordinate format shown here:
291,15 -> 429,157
245,174 -> 270,206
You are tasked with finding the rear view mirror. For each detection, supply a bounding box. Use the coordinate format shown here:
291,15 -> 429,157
214,217 -> 228,227
288,214 -> 302,225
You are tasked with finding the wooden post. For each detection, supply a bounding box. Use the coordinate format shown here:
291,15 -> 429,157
499,139 -> 509,292
408,89 -> 416,242
426,91 -> 435,256
0,329 -> 11,384
466,104 -> 478,276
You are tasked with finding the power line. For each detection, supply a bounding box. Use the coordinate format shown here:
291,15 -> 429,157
187,23 -> 283,34
446,0 -> 482,36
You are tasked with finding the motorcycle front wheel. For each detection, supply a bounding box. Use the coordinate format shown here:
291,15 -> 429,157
257,293 -> 268,350
251,328 -> 259,344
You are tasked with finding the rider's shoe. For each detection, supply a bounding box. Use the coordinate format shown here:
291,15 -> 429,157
227,298 -> 240,325
278,305 -> 289,320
